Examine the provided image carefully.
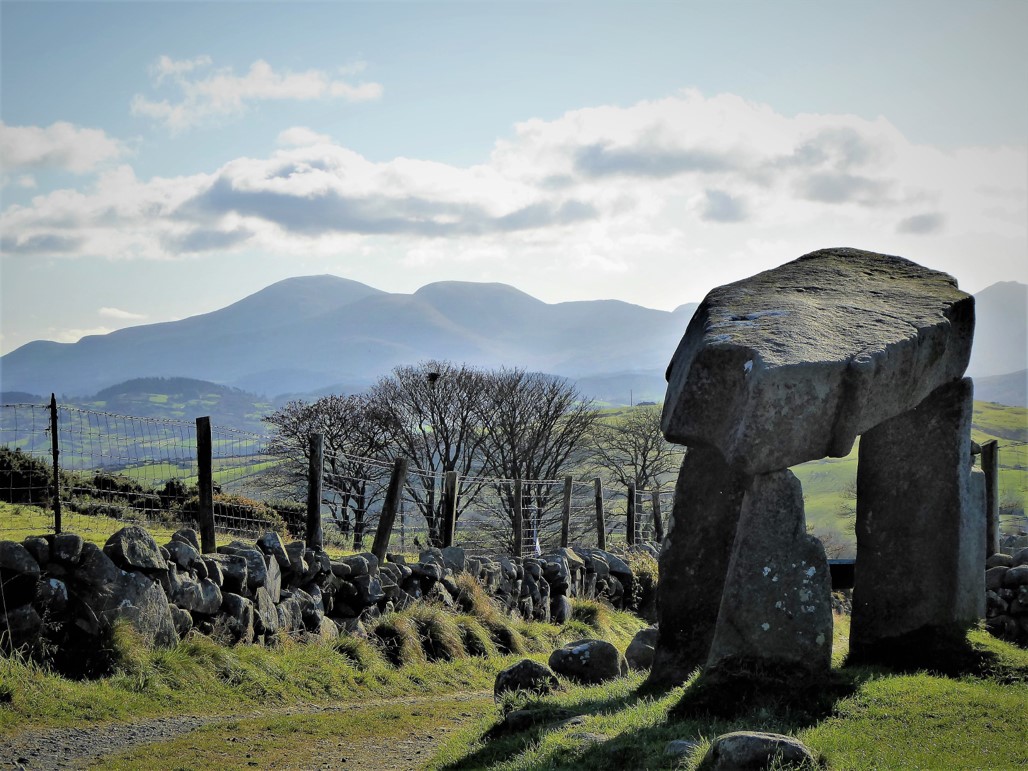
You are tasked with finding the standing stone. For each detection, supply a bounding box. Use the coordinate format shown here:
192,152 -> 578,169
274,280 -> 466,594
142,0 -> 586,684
851,378 -> 984,661
647,449 -> 749,687
706,469 -> 833,677
662,248 -> 974,475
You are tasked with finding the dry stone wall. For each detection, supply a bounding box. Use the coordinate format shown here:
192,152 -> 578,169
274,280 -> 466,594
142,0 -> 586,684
985,547 -> 1028,645
1,526 -> 644,674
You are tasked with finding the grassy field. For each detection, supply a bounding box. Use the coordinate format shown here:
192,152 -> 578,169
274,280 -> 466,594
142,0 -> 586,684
429,617 -> 1028,770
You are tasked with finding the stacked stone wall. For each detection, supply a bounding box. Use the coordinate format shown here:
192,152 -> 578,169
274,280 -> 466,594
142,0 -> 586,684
0,526 -> 649,673
985,547 -> 1028,645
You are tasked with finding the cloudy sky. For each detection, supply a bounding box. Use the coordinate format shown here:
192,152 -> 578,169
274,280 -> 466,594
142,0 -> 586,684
1,1 -> 1026,355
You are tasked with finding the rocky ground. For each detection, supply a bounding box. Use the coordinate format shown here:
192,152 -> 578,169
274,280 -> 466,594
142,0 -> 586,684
0,690 -> 490,770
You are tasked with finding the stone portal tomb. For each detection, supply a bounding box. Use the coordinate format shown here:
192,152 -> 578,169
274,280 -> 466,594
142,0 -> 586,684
651,247 -> 983,684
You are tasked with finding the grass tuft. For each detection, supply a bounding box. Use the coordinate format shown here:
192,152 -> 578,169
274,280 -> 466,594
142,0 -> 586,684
406,604 -> 468,662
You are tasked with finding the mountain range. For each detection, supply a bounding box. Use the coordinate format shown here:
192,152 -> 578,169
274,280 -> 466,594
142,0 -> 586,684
1,274 -> 1025,407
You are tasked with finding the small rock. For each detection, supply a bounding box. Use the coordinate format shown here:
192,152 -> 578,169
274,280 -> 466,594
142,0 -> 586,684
703,731 -> 816,770
549,639 -> 627,684
626,625 -> 658,670
494,659 -> 559,698
665,739 -> 700,759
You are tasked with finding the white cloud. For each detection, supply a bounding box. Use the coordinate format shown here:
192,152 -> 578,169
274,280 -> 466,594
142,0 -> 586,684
98,307 -> 147,320
277,126 -> 333,147
132,56 -> 383,132
0,121 -> 126,173
4,90 -> 1026,301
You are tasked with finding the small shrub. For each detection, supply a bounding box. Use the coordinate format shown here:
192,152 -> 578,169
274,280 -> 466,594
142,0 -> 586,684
0,447 -> 52,504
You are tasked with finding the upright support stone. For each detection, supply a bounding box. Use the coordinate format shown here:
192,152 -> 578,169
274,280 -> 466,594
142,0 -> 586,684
851,378 -> 985,662
981,440 -> 1000,559
706,469 -> 833,678
651,489 -> 664,543
647,448 -> 749,687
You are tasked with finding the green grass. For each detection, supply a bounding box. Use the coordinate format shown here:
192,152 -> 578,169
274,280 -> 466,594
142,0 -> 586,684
430,619 -> 1028,770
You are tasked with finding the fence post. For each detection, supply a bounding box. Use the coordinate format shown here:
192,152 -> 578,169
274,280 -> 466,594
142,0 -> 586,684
593,477 -> 606,550
560,475 -> 573,548
441,470 -> 458,548
196,416 -> 215,554
49,394 -> 62,535
626,481 -> 637,546
651,489 -> 664,543
512,478 -> 524,558
372,457 -> 408,562
982,440 -> 1000,558
306,433 -> 324,550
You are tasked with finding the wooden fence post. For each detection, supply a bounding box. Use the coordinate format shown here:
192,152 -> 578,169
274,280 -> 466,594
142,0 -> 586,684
372,457 -> 408,563
982,440 -> 1000,558
441,470 -> 458,548
626,481 -> 637,546
560,475 -> 573,548
512,478 -> 524,558
49,394 -> 62,535
196,416 -> 215,554
651,489 -> 664,543
306,433 -> 324,550
593,477 -> 606,550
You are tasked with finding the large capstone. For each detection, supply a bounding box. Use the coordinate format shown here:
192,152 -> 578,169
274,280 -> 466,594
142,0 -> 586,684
662,248 -> 974,475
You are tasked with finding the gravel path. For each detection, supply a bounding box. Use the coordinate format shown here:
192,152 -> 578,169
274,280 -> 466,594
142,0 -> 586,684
0,690 -> 491,770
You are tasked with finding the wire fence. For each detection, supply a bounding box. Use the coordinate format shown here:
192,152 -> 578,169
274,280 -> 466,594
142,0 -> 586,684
3,400 -> 1025,557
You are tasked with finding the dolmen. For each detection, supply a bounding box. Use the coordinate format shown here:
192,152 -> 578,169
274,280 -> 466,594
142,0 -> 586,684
650,247 -> 984,686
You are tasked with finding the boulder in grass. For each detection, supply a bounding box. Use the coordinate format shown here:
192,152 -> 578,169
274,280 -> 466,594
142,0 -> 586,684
702,731 -> 816,770
548,639 -> 627,684
494,659 -> 559,698
626,625 -> 659,670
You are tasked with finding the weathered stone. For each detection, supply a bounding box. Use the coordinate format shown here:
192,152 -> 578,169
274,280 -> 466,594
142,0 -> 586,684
76,570 -> 177,648
648,449 -> 748,687
987,566 -> 1010,591
665,740 -> 701,760
220,593 -> 255,644
74,541 -> 121,588
256,531 -> 290,570
265,553 -> 282,603
284,541 -> 308,576
703,731 -> 816,770
170,528 -> 200,551
21,536 -> 49,566
0,540 -> 41,607
411,561 -> 443,583
551,595 -> 572,624
662,248 -> 974,475
103,526 -> 168,572
707,469 -> 833,677
352,574 -> 386,607
1013,547 -> 1028,567
851,378 -> 984,661
494,659 -> 559,698
51,533 -> 84,565
440,546 -> 466,574
173,574 -> 222,615
164,540 -> 203,572
330,559 -> 352,579
206,553 -> 248,595
170,605 -> 193,637
626,625 -> 658,671
292,588 -> 324,632
1005,565 -> 1028,587
253,585 -> 279,637
217,541 -> 268,593
1,603 -> 42,649
202,556 -> 224,587
276,596 -> 303,634
549,639 -> 627,684
986,553 -> 1013,569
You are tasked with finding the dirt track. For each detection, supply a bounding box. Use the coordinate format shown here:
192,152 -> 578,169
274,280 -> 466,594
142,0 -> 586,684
0,690 -> 491,770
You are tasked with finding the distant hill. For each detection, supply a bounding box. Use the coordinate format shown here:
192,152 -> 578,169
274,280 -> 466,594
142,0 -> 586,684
1,272 -> 1023,405
969,281 -> 1027,378
974,370 -> 1027,409
0,274 -> 700,399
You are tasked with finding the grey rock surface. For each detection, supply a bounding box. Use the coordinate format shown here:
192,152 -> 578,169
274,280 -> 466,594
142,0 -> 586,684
625,625 -> 658,671
494,658 -> 559,698
548,638 -> 627,684
703,730 -> 816,770
662,248 -> 974,475
707,469 -> 833,677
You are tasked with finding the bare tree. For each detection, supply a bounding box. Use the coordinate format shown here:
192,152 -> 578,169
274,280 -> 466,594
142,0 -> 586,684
367,361 -> 493,546
476,369 -> 598,552
263,394 -> 390,547
587,404 -> 678,493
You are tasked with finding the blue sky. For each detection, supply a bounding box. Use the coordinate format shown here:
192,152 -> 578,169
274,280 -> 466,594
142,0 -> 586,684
2,0 -> 1026,356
